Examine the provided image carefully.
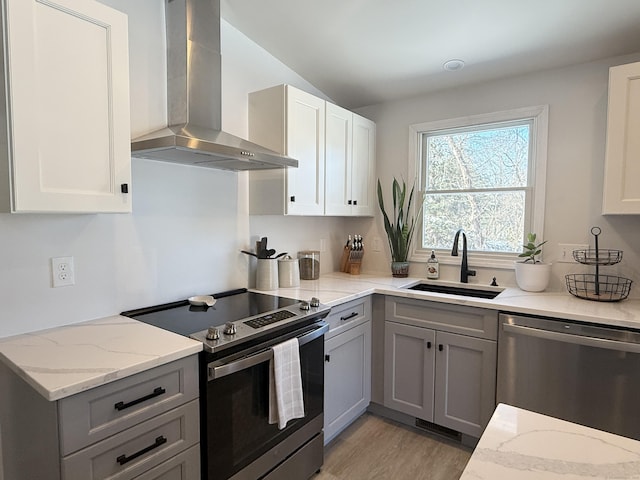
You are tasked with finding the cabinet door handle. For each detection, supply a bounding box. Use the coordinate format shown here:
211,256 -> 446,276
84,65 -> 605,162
438,344 -> 443,352
116,435 -> 167,465
325,354 -> 331,362
353,200 -> 358,205
340,312 -> 358,322
348,200 -> 352,205
426,341 -> 432,349
114,387 -> 166,411
290,195 -> 296,202
120,183 -> 129,194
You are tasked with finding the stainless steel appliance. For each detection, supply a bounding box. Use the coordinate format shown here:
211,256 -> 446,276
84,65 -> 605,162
497,313 -> 640,440
130,0 -> 298,171
123,289 -> 330,480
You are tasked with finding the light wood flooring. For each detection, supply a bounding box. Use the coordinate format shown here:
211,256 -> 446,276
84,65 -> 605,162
313,413 -> 472,480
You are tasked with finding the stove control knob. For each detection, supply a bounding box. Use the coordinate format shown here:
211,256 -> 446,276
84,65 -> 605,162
310,297 -> 320,308
223,322 -> 237,335
300,301 -> 310,311
206,327 -> 220,341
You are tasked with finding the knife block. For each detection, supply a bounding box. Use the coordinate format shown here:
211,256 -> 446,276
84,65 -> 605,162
340,246 -> 363,275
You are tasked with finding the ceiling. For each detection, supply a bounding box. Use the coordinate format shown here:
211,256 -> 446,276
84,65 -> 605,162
221,0 -> 640,109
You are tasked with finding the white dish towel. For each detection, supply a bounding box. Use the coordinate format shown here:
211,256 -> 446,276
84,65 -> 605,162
269,337 -> 305,429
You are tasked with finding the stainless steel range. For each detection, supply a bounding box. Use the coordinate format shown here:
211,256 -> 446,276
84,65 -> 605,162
123,288 -> 331,480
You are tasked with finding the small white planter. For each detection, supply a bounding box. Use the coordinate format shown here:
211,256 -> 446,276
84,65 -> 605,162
514,261 -> 552,292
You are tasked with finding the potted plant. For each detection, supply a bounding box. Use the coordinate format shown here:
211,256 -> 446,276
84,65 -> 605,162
377,178 -> 422,277
514,232 -> 551,292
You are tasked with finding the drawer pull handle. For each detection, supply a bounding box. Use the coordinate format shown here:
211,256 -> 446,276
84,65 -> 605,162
117,435 -> 167,465
114,387 -> 166,411
340,312 -> 358,322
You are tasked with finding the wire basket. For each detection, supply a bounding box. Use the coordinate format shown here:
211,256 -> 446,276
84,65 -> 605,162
572,248 -> 623,266
565,273 -> 632,302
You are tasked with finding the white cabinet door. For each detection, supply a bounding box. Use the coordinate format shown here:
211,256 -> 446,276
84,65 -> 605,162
603,61 -> 640,214
351,114 -> 375,216
324,320 -> 371,444
433,331 -> 497,438
2,0 -> 131,213
384,321 -> 435,420
325,106 -> 376,216
325,103 -> 352,216
248,85 -> 324,215
285,86 -> 325,215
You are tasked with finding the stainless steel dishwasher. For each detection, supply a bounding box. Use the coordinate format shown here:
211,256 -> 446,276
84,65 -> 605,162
497,312 -> 640,441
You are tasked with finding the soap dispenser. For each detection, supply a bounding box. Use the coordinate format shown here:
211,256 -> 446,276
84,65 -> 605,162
427,250 -> 439,279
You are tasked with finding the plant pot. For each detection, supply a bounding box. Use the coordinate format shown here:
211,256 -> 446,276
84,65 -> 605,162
391,261 -> 410,278
514,261 -> 552,292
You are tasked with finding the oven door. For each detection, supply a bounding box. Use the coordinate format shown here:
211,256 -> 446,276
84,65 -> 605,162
203,322 -> 327,480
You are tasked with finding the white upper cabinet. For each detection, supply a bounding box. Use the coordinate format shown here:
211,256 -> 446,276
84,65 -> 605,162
0,0 -> 132,213
249,85 -> 325,215
602,61 -> 640,214
325,104 -> 375,216
249,84 -> 375,216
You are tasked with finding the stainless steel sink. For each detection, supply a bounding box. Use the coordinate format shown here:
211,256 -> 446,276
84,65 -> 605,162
406,282 -> 503,299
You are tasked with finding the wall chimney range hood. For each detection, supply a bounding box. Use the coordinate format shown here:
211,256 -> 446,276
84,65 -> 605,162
130,0 -> 298,171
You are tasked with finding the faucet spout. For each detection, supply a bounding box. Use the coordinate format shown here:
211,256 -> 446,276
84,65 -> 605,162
451,229 -> 476,283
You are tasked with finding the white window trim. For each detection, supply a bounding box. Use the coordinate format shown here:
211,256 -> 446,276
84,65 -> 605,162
408,105 -> 549,270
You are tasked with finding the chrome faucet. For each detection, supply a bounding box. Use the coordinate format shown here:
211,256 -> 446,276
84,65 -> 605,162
451,229 -> 476,283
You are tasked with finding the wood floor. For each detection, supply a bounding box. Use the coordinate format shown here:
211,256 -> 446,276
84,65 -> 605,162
312,413 -> 472,480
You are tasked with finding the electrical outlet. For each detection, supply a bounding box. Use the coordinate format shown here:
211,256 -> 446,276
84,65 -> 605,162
372,237 -> 382,252
51,256 -> 75,287
558,244 -> 589,263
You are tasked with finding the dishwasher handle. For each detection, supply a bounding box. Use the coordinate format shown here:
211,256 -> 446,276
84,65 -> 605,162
503,322 -> 640,354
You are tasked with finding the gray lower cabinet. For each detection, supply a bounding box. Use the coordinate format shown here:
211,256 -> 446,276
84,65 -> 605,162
323,297 -> 372,444
0,355 -> 200,480
384,297 -> 497,438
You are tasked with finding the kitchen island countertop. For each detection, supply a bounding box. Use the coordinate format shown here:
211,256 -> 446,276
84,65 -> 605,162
460,403 -> 640,479
260,272 -> 640,330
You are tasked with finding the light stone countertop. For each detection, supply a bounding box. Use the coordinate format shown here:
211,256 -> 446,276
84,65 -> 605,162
460,403 -> 640,479
0,315 -> 202,401
259,272 -> 640,330
3,271 -> 640,403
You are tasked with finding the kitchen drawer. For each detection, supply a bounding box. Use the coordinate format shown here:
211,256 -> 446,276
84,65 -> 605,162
133,444 -> 200,480
385,297 -> 497,340
325,297 -> 371,340
59,355 -> 199,455
62,399 -> 200,480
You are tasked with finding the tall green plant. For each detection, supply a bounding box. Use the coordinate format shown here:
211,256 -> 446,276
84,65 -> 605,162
377,178 -> 422,262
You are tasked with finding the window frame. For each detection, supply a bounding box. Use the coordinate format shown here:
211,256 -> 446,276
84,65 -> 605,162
408,105 -> 549,269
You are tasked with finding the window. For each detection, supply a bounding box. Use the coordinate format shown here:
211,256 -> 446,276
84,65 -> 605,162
408,106 -> 548,268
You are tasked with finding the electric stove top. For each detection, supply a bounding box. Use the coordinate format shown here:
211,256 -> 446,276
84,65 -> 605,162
122,288 -> 330,354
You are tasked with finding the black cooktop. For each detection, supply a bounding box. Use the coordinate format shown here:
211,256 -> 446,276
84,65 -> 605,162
122,288 -> 299,337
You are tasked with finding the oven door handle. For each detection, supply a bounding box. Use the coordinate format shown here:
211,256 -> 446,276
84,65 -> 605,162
208,322 -> 329,380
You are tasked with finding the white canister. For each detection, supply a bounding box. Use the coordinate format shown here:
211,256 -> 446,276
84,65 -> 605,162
278,255 -> 300,288
256,259 -> 278,290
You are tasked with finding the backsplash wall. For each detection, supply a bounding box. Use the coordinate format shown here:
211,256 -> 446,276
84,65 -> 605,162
0,1 -> 343,338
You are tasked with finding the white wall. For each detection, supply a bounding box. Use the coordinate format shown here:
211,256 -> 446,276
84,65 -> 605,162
0,1 -> 346,338
356,52 -> 640,294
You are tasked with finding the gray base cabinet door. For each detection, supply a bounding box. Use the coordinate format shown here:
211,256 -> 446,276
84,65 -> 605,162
324,321 -> 371,443
384,322 -> 435,420
434,331 -> 497,438
384,321 -> 496,438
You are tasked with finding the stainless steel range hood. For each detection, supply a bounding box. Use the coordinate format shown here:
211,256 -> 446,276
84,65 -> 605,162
130,0 -> 297,171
